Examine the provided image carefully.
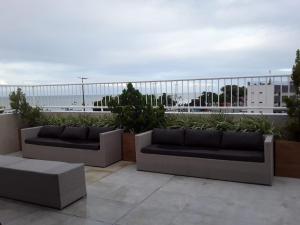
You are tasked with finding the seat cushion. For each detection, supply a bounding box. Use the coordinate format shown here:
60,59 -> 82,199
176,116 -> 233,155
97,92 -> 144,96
141,144 -> 264,162
60,127 -> 88,140
25,137 -> 100,150
185,129 -> 222,148
38,126 -> 65,138
88,127 -> 114,141
222,132 -> 264,151
152,128 -> 185,145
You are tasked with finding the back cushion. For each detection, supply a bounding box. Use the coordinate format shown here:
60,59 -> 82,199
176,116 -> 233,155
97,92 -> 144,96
221,132 -> 264,151
152,128 -> 185,145
38,126 -> 65,138
185,129 -> 222,148
88,127 -> 114,141
60,127 -> 88,140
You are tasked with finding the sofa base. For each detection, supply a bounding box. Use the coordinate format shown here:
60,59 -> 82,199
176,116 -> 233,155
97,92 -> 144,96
137,154 -> 272,185
22,144 -> 118,167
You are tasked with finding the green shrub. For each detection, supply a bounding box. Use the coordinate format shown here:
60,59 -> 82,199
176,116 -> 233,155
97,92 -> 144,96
284,49 -> 300,141
108,83 -> 166,133
166,113 -> 280,136
9,88 -> 42,126
38,114 -> 117,127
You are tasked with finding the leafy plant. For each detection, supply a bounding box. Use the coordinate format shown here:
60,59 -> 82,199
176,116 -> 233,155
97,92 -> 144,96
108,83 -> 166,133
9,88 -> 42,126
38,114 -> 117,127
284,49 -> 300,141
166,113 -> 279,136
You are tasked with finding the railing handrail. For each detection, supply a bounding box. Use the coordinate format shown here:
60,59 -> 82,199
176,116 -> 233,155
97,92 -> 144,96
0,74 -> 293,114
0,74 -> 291,87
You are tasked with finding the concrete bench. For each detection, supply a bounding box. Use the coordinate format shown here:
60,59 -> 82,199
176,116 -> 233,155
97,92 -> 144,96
0,155 -> 86,209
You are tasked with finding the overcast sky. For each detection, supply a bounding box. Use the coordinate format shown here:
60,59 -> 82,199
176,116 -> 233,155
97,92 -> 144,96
0,0 -> 299,84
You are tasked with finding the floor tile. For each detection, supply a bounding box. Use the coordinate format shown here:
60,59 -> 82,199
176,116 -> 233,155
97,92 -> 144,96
139,190 -> 192,212
62,195 -> 135,224
92,182 -> 155,204
0,198 -> 40,224
6,210 -> 109,225
116,206 -> 177,225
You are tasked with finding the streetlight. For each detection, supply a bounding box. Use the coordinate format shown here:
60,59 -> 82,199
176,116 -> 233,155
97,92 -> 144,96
78,77 -> 88,111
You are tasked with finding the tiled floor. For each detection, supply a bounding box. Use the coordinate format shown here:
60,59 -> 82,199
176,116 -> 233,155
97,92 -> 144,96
1,153 -> 300,225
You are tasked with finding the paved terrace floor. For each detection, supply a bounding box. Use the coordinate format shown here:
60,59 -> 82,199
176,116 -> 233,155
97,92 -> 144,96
1,152 -> 300,225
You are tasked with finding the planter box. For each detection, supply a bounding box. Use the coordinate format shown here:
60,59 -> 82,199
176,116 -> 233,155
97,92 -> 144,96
122,133 -> 136,162
275,140 -> 300,178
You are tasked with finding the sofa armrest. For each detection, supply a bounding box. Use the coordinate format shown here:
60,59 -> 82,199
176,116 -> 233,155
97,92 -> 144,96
135,130 -> 152,154
21,126 -> 42,140
264,135 -> 274,182
21,126 -> 42,145
100,129 -> 123,164
264,135 -> 274,162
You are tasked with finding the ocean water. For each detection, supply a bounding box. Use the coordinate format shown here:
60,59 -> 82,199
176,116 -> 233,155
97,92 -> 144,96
0,93 -> 194,110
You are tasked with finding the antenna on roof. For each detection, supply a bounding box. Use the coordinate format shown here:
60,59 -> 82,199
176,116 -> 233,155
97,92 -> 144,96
78,76 -> 88,112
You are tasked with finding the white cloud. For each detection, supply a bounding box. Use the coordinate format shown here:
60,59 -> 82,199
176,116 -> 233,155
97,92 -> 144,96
0,0 -> 298,84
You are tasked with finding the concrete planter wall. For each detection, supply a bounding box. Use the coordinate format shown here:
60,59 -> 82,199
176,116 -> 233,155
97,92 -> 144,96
275,140 -> 300,178
0,114 -> 24,154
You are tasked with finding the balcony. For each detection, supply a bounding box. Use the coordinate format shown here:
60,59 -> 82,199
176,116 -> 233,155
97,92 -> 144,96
0,74 -> 299,225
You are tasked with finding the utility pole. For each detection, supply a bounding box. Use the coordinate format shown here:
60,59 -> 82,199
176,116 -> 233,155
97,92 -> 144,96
78,77 -> 88,111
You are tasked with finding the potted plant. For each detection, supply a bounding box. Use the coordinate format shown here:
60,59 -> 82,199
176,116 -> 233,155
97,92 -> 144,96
9,88 -> 42,150
276,49 -> 300,178
108,83 -> 165,161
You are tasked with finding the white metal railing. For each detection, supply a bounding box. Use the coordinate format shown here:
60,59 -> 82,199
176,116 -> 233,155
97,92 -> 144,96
0,74 -> 292,114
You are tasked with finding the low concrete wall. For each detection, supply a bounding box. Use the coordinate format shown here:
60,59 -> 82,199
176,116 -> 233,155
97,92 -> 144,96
0,114 -> 24,154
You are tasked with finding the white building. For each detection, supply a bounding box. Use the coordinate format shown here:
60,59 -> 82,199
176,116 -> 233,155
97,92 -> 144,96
247,84 -> 274,114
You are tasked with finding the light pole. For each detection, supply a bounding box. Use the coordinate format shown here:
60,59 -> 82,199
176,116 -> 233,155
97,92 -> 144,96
78,77 -> 88,111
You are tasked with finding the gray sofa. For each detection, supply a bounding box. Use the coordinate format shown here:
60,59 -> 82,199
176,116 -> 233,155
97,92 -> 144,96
21,126 -> 123,167
135,128 -> 274,185
0,155 -> 86,209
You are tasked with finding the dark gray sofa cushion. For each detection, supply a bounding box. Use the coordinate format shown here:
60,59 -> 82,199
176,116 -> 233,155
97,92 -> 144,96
152,128 -> 185,145
222,132 -> 264,151
25,137 -> 99,150
60,127 -> 88,140
185,129 -> 222,148
88,127 -> 114,141
38,126 -> 65,138
141,144 -> 264,162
